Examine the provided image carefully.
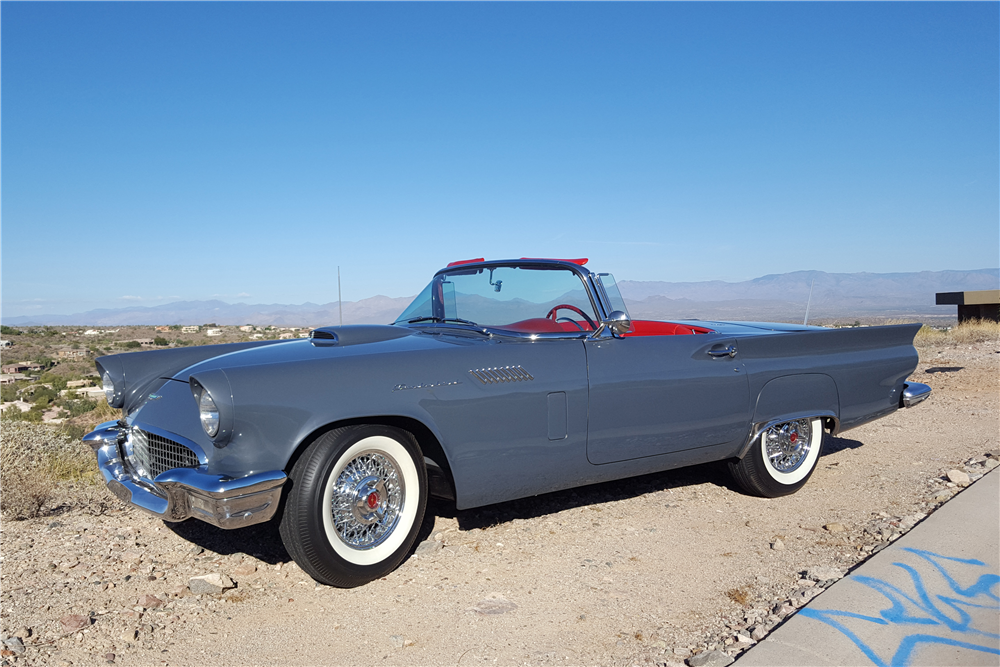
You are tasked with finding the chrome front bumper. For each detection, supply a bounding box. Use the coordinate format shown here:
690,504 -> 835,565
83,421 -> 286,529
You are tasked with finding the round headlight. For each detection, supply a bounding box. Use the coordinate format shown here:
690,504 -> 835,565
102,372 -> 115,404
199,390 -> 220,438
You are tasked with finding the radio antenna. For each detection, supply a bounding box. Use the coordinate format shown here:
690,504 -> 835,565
803,277 -> 815,326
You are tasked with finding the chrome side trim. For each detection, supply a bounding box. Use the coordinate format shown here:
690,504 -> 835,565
84,424 -> 286,529
408,322 -> 591,341
486,329 -> 590,341
735,411 -> 840,460
469,365 -> 534,384
901,382 -> 932,408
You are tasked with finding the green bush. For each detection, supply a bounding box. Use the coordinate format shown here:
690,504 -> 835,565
59,398 -> 98,418
38,372 -> 68,391
3,406 -> 43,422
153,336 -> 169,346
31,387 -> 59,405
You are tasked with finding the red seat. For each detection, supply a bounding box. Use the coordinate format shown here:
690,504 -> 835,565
624,321 -> 714,337
498,318 -> 593,333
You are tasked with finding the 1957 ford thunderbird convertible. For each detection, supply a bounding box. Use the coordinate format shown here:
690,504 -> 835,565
84,258 -> 931,587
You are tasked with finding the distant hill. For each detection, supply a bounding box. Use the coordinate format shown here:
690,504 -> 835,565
4,268 -> 996,326
620,268 -> 998,324
2,295 -> 415,327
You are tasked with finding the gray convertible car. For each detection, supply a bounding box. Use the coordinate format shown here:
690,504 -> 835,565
84,258 -> 931,587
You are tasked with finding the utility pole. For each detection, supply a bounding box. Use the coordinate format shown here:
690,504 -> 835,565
338,266 -> 343,327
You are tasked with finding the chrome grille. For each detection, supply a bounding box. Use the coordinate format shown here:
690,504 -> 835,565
469,365 -> 534,384
126,429 -> 200,480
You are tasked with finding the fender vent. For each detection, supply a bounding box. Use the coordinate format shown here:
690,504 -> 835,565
469,365 -> 534,384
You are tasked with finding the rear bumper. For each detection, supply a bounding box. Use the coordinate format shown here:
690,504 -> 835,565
83,422 -> 286,529
901,382 -> 932,408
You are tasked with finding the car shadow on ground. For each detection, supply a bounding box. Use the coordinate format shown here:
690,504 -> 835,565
164,433 -> 871,563
436,460 -> 736,532
436,434 -> 869,533
165,516 -> 290,565
822,434 -> 866,455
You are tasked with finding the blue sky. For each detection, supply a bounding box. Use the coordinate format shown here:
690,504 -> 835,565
2,2 -> 997,317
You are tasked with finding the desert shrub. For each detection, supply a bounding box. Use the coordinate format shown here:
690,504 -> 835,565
58,398 -> 99,418
57,423 -> 88,442
84,397 -> 120,426
38,372 -> 68,391
4,406 -> 43,422
0,384 -> 17,402
915,319 -> 1000,348
32,387 -> 58,405
0,420 -> 112,519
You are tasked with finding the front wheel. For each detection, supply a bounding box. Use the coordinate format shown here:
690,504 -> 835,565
728,417 -> 824,498
279,425 -> 427,587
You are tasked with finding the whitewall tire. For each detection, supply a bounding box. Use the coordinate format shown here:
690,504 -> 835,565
728,418 -> 824,498
279,425 -> 427,588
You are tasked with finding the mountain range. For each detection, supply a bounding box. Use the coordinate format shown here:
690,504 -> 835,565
4,268 -> 996,327
618,268 -> 999,324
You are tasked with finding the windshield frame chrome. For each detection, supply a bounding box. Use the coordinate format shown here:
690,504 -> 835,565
391,259 -> 613,340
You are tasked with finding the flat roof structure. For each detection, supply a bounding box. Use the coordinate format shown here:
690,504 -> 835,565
935,289 -> 1000,323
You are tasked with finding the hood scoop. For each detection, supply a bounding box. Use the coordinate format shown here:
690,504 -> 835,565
309,325 -> 415,347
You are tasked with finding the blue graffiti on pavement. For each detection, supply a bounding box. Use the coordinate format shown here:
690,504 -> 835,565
799,548 -> 999,667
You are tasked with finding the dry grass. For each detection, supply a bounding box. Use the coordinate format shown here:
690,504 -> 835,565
87,397 -> 120,424
726,586 -> 752,607
0,420 -> 113,520
913,318 -> 1000,348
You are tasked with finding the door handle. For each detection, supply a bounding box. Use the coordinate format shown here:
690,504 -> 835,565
708,345 -> 737,358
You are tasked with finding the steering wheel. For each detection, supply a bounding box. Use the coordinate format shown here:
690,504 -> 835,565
546,304 -> 597,330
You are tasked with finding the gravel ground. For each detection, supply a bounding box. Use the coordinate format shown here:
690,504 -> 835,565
1,340 -> 997,667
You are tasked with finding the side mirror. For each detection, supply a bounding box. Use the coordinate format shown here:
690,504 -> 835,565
605,310 -> 631,337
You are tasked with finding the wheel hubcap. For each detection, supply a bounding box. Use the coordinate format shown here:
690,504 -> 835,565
764,419 -> 812,473
331,451 -> 404,550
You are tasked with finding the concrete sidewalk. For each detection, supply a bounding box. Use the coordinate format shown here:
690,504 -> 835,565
734,468 -> 1000,667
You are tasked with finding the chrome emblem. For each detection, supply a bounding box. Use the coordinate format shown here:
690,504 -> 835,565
392,381 -> 462,392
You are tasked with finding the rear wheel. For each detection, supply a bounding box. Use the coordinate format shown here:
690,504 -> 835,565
279,425 -> 427,587
728,418 -> 824,497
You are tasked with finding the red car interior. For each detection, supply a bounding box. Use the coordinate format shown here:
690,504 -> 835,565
496,318 -> 714,335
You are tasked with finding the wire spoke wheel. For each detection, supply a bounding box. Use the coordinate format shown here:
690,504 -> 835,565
330,450 -> 405,550
763,419 -> 813,473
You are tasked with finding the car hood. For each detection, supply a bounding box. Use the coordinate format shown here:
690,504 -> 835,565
171,325 -> 421,380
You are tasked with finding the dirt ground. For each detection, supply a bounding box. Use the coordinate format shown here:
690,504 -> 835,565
2,340 -> 998,667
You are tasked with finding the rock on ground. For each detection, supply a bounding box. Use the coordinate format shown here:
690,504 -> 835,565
188,572 -> 234,595
688,649 -> 735,667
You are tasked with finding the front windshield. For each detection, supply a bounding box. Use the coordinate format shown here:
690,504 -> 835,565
395,265 -> 599,333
